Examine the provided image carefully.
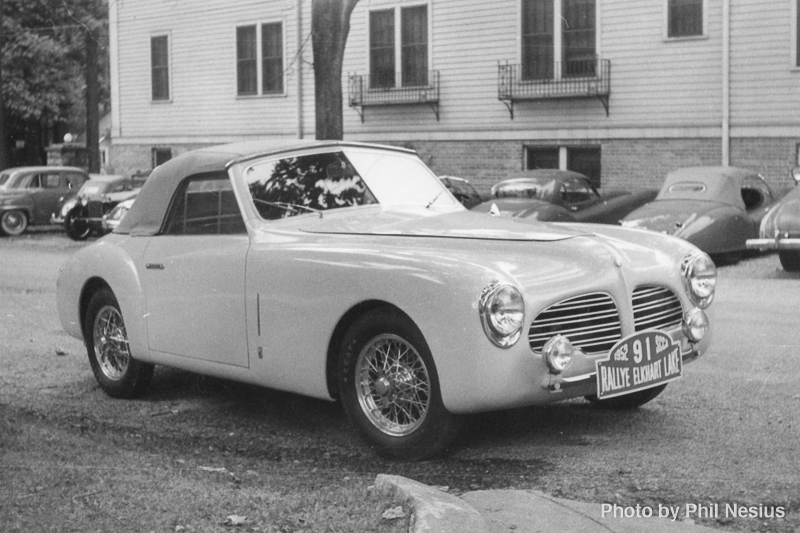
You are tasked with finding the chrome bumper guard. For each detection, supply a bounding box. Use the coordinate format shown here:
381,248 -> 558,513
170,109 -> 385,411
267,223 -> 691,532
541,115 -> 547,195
746,237 -> 800,251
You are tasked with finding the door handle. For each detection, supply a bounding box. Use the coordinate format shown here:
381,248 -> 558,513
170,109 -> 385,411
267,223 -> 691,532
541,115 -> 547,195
146,263 -> 165,270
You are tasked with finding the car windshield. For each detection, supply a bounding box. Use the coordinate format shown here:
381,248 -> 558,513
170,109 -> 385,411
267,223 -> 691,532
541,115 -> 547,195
0,173 -> 10,188
493,178 -> 565,202
244,148 -> 459,220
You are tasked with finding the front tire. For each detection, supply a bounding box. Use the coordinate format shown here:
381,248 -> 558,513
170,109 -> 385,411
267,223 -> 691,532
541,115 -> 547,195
65,207 -> 92,241
779,250 -> 800,272
84,288 -> 153,398
0,210 -> 28,236
585,384 -> 667,409
338,308 -> 461,460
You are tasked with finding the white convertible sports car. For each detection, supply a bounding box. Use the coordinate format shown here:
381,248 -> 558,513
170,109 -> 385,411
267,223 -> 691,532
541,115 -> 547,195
57,140 -> 716,459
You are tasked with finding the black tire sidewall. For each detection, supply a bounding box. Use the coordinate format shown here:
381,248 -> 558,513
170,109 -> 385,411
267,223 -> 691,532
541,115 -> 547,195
84,287 -> 152,398
65,208 -> 91,240
338,308 -> 460,460
779,250 -> 800,272
0,210 -> 28,236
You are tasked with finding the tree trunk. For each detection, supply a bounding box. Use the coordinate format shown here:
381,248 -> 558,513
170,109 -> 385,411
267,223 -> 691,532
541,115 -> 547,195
0,0 -> 8,170
85,29 -> 100,173
311,0 -> 359,140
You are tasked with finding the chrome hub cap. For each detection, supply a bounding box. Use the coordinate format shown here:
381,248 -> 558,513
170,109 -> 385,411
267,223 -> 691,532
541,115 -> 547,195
356,334 -> 431,437
92,305 -> 130,380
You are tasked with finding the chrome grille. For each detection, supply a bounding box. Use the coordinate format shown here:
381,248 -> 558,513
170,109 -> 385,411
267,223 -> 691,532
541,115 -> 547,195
528,292 -> 622,355
632,286 -> 683,331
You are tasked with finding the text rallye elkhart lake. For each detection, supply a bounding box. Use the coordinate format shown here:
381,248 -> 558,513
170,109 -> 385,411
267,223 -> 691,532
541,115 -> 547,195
56,140 -> 717,459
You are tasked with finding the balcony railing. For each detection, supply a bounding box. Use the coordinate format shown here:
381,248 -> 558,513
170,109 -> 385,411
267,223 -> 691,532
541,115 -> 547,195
348,71 -> 440,122
498,59 -> 610,119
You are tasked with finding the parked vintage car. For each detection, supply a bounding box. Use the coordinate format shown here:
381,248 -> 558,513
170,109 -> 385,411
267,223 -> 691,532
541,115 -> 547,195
0,166 -> 88,236
52,174 -> 141,240
746,168 -> 800,271
622,167 -> 779,257
56,140 -> 716,459
101,196 -> 137,234
438,175 -> 485,209
472,170 -> 657,224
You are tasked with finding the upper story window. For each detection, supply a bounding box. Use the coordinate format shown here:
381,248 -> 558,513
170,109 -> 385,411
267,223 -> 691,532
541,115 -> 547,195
521,0 -> 596,81
237,22 -> 284,96
795,0 -> 800,67
667,0 -> 704,38
369,4 -> 428,89
151,35 -> 170,101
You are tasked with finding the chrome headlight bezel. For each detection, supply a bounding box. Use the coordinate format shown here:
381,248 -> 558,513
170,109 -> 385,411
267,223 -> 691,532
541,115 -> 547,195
681,251 -> 717,309
479,281 -> 525,348
542,334 -> 573,374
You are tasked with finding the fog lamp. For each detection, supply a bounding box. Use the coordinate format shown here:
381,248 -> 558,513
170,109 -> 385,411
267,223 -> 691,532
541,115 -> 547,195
542,334 -> 573,374
682,308 -> 709,343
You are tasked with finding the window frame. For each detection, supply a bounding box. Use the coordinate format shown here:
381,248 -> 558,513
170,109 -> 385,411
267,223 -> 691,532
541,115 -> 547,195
235,19 -> 286,98
525,144 -> 602,187
366,2 -> 431,89
150,33 -> 171,102
518,0 -> 600,81
663,0 -> 707,41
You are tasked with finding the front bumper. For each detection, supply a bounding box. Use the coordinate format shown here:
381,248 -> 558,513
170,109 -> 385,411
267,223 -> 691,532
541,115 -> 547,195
746,237 -> 800,251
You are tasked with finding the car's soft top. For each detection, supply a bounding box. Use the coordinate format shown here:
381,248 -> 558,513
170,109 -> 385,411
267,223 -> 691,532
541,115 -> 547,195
116,140 -> 416,236
656,166 -> 753,209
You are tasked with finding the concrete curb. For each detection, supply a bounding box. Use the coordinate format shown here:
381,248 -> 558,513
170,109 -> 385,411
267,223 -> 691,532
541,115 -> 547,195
374,474 -> 492,533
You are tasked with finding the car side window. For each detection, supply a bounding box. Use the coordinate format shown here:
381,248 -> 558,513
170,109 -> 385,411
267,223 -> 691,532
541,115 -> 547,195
564,179 -> 595,204
244,151 -> 377,220
163,173 -> 246,235
65,173 -> 87,189
38,173 -> 61,188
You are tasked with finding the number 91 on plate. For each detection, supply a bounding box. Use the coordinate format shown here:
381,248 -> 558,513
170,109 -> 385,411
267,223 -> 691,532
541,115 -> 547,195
595,329 -> 682,400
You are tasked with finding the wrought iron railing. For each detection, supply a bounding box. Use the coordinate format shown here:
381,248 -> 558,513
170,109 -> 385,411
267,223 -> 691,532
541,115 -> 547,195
498,59 -> 610,118
348,71 -> 440,122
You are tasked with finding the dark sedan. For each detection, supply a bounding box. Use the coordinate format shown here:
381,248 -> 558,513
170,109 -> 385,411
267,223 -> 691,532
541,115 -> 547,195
52,174 -> 140,240
0,166 -> 88,236
472,170 -> 657,224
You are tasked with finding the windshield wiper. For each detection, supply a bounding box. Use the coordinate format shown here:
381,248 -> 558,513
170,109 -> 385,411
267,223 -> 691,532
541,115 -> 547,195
252,199 -> 323,218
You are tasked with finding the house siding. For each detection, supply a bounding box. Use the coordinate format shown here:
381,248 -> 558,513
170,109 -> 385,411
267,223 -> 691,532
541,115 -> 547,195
109,0 -> 800,191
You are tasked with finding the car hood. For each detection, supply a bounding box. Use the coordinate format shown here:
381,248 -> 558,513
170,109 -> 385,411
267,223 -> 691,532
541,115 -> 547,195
622,200 -> 717,234
299,207 -> 588,242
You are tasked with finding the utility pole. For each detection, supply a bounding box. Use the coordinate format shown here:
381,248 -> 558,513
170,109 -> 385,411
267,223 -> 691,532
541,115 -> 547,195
0,0 -> 8,170
85,27 -> 100,172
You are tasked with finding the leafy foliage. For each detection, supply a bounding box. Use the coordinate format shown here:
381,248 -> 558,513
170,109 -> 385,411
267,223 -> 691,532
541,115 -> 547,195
2,0 -> 107,127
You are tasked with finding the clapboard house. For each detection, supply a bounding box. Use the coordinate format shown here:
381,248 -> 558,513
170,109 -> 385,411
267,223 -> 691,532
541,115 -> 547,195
108,0 -> 800,190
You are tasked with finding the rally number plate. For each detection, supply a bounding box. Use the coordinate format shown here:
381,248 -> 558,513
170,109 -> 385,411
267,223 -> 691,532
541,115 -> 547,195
595,330 -> 682,400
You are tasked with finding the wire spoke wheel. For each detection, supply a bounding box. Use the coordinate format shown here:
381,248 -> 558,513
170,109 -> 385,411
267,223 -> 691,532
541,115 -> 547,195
356,333 -> 431,437
92,304 -> 131,381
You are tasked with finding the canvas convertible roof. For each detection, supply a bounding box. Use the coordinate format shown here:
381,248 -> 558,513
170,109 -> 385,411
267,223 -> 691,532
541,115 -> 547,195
115,140 -> 414,236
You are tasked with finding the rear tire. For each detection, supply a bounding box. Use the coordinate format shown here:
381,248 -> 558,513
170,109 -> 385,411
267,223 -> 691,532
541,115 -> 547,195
779,250 -> 800,272
585,384 -> 667,409
338,308 -> 461,460
0,210 -> 28,236
84,288 -> 153,398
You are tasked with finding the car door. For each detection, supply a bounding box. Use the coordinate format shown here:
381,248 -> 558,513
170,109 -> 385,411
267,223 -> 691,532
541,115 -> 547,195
141,172 -> 251,367
29,171 -> 64,224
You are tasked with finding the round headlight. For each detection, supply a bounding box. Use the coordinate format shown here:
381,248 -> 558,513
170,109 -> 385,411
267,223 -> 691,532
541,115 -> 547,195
542,334 -> 573,374
682,252 -> 717,308
479,282 -> 524,348
683,308 -> 709,342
